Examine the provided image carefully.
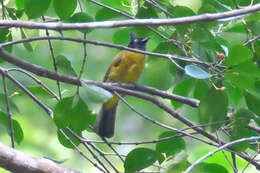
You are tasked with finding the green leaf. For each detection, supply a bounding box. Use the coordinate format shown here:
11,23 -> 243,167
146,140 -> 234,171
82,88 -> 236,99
57,128 -> 80,149
172,5 -> 196,17
224,72 -> 255,89
192,27 -> 214,42
225,22 -> 247,33
224,45 -> 253,66
171,78 -> 195,109
80,82 -> 113,103
16,9 -> 24,19
18,86 -> 53,99
16,0 -> 25,10
144,42 -> 175,90
229,109 -> 254,152
228,60 -> 260,78
216,0 -> 235,8
190,163 -> 229,173
0,112 -> 24,144
222,81 -> 243,105
0,29 -> 12,55
95,8 -> 122,21
237,0 -> 251,6
56,55 -> 77,76
254,80 -> 260,94
21,29 -> 39,50
244,91 -> 260,115
6,8 -> 18,20
24,0 -> 51,19
198,3 -> 217,14
230,108 -> 254,126
145,59 -> 174,90
198,88 -> 228,132
0,94 -> 20,114
165,160 -> 190,173
124,148 -> 158,173
20,29 -> 33,52
68,12 -> 94,33
54,96 -> 92,132
246,12 -> 260,22
156,131 -> 186,158
185,65 -> 212,79
193,80 -> 209,100
53,0 -> 77,20
136,2 -> 158,19
98,0 -> 131,14
113,29 -> 130,46
172,6 -> 195,32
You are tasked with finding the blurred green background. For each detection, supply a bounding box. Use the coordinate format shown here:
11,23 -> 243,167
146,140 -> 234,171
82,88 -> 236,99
0,0 -> 259,172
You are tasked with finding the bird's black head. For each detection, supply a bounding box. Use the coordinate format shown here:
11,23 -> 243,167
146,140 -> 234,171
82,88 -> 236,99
128,32 -> 150,51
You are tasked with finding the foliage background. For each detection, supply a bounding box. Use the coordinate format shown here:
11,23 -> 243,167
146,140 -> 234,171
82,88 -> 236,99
0,0 -> 260,172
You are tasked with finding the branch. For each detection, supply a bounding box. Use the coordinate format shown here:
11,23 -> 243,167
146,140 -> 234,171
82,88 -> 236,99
0,4 -> 259,30
1,73 -> 15,148
0,36 -> 211,67
184,136 -> 260,173
0,142 -> 82,173
0,48 -> 199,107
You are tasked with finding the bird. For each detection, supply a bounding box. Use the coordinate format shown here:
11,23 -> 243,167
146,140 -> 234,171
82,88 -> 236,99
94,32 -> 150,138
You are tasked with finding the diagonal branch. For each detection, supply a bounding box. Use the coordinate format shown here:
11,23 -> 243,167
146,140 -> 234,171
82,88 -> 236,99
0,142 -> 82,173
0,48 -> 199,107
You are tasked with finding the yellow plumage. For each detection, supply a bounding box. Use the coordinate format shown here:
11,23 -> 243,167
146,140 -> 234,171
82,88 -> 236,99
104,50 -> 145,110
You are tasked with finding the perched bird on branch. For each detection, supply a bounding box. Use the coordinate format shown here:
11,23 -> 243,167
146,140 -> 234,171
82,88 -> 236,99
94,32 -> 150,138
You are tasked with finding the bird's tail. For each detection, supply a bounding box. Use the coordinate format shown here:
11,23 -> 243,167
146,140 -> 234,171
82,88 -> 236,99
94,99 -> 118,138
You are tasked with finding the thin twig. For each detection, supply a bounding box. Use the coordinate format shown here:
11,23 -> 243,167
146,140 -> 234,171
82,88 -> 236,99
244,34 -> 260,46
114,92 -> 217,147
242,152 -> 259,173
216,130 -> 237,173
231,153 -> 238,173
77,33 -> 88,94
78,0 -> 83,11
89,126 -> 124,163
5,72 -> 53,117
82,132 -> 198,145
1,0 -> 5,19
234,0 -> 240,9
7,68 -> 59,101
144,0 -> 173,17
1,71 -> 15,148
59,129 -> 106,173
82,121 -> 227,145
184,136 -> 260,173
65,129 -> 110,173
42,16 -> 62,99
0,36 -> 209,66
66,128 -> 120,173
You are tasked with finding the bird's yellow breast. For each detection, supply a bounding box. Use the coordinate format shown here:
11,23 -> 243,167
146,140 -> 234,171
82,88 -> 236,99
103,50 -> 146,110
105,50 -> 145,83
